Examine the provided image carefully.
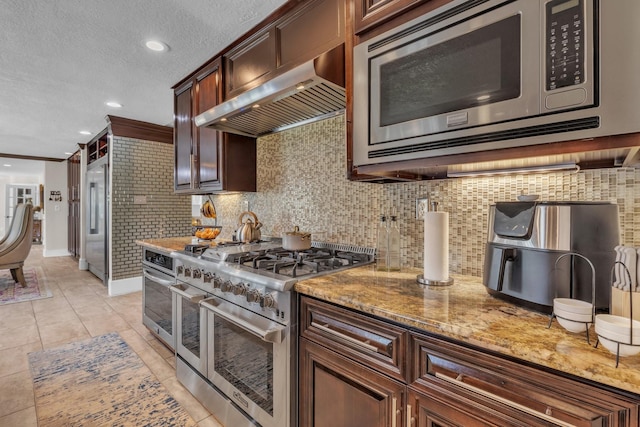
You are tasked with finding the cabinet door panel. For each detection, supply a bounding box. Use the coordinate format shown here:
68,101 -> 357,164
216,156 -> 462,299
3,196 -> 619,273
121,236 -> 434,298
300,337 -> 404,427
224,29 -> 276,98
195,63 -> 221,189
174,83 -> 193,191
278,0 -> 344,67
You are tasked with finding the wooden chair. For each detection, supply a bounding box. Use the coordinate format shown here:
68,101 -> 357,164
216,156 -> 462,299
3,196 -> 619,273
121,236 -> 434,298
0,203 -> 34,286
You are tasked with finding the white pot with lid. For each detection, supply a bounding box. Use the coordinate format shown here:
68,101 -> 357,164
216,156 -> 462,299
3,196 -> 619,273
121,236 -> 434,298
283,226 -> 311,251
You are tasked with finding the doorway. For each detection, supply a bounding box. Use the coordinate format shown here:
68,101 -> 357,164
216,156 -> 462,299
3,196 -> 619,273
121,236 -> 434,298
5,184 -> 38,231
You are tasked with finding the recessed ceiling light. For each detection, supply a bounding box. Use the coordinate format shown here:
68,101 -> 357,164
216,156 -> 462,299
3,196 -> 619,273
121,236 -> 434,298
145,40 -> 169,52
3,164 -> 11,167
64,152 -> 73,156
79,130 -> 91,135
105,101 -> 122,108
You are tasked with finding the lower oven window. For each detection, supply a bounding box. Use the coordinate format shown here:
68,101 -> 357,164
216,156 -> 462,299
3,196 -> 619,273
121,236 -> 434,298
144,277 -> 173,335
213,315 -> 274,416
182,298 -> 201,358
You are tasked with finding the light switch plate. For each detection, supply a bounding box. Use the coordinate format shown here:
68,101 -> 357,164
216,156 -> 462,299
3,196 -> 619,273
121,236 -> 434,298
243,200 -> 249,211
133,195 -> 147,204
415,197 -> 429,219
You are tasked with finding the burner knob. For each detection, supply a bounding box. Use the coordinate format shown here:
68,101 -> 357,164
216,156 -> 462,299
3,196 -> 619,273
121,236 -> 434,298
221,280 -> 234,293
184,267 -> 192,278
203,272 -> 213,283
213,277 -> 223,289
176,265 -> 184,275
246,290 -> 262,304
260,293 -> 277,309
192,269 -> 202,279
233,283 -> 248,296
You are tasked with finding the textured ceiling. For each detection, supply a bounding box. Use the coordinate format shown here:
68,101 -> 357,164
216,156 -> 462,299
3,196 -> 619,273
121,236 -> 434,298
0,0 -> 288,161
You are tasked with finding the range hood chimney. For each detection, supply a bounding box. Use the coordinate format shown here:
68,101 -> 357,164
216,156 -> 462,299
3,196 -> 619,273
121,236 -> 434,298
195,45 -> 346,137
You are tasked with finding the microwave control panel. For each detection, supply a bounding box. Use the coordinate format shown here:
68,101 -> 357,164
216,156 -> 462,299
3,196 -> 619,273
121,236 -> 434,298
545,0 -> 585,90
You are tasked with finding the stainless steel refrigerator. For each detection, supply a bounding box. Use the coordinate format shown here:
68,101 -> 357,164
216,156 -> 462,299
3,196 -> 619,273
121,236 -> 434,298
86,157 -> 108,284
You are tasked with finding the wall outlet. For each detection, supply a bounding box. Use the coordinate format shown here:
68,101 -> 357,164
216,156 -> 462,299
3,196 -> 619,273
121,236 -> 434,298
415,197 -> 429,219
243,200 -> 250,212
133,195 -> 147,205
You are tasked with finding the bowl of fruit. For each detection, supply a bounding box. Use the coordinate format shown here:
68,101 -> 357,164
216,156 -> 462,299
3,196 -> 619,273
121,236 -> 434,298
192,225 -> 222,241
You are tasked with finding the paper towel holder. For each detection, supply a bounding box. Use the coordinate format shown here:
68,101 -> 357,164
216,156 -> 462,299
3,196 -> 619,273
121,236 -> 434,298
417,275 -> 454,287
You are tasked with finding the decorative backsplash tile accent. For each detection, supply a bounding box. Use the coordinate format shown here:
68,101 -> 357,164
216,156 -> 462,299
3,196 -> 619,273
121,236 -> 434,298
208,115 -> 640,278
111,136 -> 191,280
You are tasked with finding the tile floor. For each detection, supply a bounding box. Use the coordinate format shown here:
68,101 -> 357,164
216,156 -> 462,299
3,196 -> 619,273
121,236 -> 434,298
0,245 -> 222,427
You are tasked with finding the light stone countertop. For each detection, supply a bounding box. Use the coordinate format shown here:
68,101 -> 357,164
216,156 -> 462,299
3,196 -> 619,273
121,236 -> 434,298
294,264 -> 640,396
135,238 -> 640,396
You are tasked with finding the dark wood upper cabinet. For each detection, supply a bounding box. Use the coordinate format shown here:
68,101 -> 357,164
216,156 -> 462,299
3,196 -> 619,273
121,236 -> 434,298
174,58 -> 256,194
353,0 -> 424,34
224,0 -> 345,100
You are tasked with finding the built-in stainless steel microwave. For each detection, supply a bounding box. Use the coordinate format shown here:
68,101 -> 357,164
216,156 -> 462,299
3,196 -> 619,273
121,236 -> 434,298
353,0 -> 640,167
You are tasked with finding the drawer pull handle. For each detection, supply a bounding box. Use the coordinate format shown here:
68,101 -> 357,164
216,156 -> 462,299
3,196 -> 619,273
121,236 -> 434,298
435,372 -> 576,427
311,321 -> 378,352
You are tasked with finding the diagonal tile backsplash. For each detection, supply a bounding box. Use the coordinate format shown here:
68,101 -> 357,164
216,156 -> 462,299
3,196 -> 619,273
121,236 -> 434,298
207,115 -> 640,278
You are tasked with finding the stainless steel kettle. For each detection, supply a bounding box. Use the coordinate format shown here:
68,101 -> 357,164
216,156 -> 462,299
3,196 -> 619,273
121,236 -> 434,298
235,211 -> 262,243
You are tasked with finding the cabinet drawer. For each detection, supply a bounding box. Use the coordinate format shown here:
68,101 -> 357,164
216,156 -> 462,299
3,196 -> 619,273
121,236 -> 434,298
300,296 -> 408,382
411,332 -> 639,427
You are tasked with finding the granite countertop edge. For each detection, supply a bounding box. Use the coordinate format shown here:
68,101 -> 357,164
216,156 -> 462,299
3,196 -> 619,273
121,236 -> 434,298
294,265 -> 640,397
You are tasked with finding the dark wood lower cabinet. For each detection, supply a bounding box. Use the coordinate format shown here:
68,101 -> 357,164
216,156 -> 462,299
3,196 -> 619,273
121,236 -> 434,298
299,296 -> 640,427
299,337 -> 404,427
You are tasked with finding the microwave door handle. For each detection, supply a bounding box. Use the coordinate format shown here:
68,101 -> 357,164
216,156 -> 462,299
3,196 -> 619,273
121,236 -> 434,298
200,298 -> 285,344
143,269 -> 174,287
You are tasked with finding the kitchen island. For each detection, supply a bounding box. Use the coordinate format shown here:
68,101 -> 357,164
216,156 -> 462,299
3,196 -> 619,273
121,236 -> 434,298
294,264 -> 640,396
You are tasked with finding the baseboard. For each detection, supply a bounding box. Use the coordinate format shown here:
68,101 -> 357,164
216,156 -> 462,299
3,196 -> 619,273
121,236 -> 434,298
43,248 -> 72,258
79,258 -> 88,270
108,275 -> 142,296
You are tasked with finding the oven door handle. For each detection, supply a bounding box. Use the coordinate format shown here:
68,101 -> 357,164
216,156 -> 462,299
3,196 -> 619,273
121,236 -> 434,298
200,298 -> 285,344
169,284 -> 207,303
143,269 -> 175,287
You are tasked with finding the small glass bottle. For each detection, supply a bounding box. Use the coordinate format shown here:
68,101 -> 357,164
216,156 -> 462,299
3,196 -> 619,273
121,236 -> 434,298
388,215 -> 401,271
376,214 -> 388,270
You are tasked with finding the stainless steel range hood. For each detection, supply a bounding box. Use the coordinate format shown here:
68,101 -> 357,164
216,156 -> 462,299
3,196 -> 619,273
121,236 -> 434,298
194,46 -> 345,138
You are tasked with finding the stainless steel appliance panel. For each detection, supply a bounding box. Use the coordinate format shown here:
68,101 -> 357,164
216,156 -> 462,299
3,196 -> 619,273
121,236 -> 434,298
86,158 -> 108,283
171,283 -> 208,374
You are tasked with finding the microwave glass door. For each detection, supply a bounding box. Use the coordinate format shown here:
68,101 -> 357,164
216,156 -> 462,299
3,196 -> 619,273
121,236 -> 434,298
367,0 -> 541,146
378,15 -> 521,127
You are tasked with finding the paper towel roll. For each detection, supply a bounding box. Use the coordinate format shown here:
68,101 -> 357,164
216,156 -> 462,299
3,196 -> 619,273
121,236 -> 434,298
423,211 -> 449,281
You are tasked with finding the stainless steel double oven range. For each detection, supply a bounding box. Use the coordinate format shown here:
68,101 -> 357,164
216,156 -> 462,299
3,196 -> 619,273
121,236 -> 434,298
170,240 -> 374,427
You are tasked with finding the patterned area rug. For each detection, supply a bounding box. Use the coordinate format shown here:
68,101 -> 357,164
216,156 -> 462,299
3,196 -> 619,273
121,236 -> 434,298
28,332 -> 196,427
0,267 -> 52,305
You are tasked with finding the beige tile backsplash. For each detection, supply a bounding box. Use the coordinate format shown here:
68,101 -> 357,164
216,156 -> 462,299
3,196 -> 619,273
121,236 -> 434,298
206,115 -> 640,278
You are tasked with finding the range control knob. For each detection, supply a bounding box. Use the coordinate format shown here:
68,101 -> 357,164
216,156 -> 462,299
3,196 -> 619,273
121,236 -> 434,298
203,272 -> 213,283
246,289 -> 262,304
176,265 -> 184,275
183,267 -> 192,278
192,269 -> 202,279
260,293 -> 277,309
213,277 -> 223,289
233,283 -> 248,296
221,280 -> 234,293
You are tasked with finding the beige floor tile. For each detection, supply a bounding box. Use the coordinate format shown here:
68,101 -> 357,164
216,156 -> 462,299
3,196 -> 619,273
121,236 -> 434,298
38,319 -> 90,347
0,323 -> 40,351
0,370 -> 35,418
33,305 -> 81,325
0,406 -> 38,427
31,295 -> 72,314
120,329 -> 176,381
64,292 -> 105,309
0,306 -> 36,331
0,341 -> 42,378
